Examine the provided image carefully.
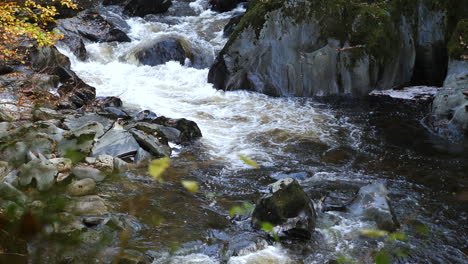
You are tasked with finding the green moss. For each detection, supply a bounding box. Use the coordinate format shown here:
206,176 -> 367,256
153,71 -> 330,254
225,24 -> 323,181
447,19 -> 468,59
226,0 -> 401,65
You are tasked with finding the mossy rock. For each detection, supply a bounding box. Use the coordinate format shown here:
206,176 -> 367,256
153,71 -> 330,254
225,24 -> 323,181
448,19 -> 468,60
228,0 -> 401,63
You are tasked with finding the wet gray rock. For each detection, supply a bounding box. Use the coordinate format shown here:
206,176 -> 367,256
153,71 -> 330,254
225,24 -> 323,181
49,158 -> 73,173
99,107 -> 130,119
347,183 -> 399,232
61,121 -> 104,153
32,107 -> 63,121
95,96 -> 123,108
91,127 -> 140,158
134,147 -> 153,164
18,155 -> 58,191
154,117 -> 202,142
123,0 -> 172,17
209,1 -> 415,97
0,182 -> 28,204
113,157 -> 129,171
95,155 -> 114,174
129,129 -> 171,158
135,38 -> 187,66
133,110 -> 158,122
66,178 -> 96,196
58,10 -> 131,43
223,14 -> 243,38
72,166 -> 106,182
66,195 -> 108,215
252,178 -> 316,240
428,60 -> 468,140
64,113 -> 114,132
0,108 -> 14,122
271,171 -> 308,181
58,34 -> 88,61
226,232 -> 268,258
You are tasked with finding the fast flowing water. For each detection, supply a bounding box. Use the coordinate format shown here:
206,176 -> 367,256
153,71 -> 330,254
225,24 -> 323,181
60,1 -> 468,263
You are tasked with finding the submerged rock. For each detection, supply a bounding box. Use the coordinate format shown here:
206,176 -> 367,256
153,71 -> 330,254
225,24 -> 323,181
347,183 -> 399,232
252,178 -> 316,240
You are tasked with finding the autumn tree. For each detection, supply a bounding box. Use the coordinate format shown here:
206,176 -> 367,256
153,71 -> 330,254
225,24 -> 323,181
0,0 -> 77,63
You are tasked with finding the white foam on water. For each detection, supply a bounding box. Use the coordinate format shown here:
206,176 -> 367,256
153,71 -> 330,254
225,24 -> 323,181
227,246 -> 293,264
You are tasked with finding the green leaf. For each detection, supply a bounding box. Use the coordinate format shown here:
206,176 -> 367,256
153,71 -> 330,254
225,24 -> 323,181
242,202 -> 254,213
148,157 -> 170,182
238,154 -> 259,168
181,180 -> 199,193
374,251 -> 391,264
388,232 -> 407,241
229,206 -> 244,217
261,222 -> 274,233
360,229 -> 388,238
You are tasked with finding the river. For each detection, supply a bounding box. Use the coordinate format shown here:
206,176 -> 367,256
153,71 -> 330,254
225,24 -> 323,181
59,1 -> 468,263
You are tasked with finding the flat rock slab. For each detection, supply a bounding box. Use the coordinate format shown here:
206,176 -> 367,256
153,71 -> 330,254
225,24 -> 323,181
91,128 -> 140,158
64,113 -> 114,132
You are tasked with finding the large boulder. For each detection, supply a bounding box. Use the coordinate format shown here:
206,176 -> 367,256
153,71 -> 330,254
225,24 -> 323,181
209,0 -> 467,97
123,0 -> 172,17
427,20 -> 468,141
91,125 -> 140,158
209,0 -> 415,97
58,10 -> 131,43
252,178 -> 316,240
135,38 -> 188,66
18,155 -> 58,191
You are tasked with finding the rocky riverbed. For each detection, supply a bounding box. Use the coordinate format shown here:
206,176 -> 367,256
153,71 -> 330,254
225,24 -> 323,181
1,0 -> 467,263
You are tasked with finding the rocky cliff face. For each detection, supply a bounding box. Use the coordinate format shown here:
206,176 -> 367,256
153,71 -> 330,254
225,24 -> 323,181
209,0 -> 467,97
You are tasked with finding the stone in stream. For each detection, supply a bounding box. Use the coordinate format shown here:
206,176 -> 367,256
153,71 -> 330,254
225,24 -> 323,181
91,126 -> 140,158
18,155 -> 58,191
95,155 -> 114,174
134,147 -> 153,164
154,117 -> 202,142
59,121 -> 104,157
58,10 -> 131,43
135,38 -> 188,66
133,110 -> 158,122
66,195 -> 108,215
49,158 -> 73,173
63,113 -> 114,132
252,178 -> 316,240
98,107 -> 130,119
347,183 -> 399,232
95,96 -> 123,108
225,232 -> 269,258
129,129 -> 171,158
66,178 -> 96,196
123,0 -> 172,17
72,166 -> 107,182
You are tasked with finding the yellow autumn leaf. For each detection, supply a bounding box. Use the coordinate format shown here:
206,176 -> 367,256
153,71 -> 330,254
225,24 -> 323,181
238,154 -> 259,168
148,157 -> 170,182
181,180 -> 199,193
